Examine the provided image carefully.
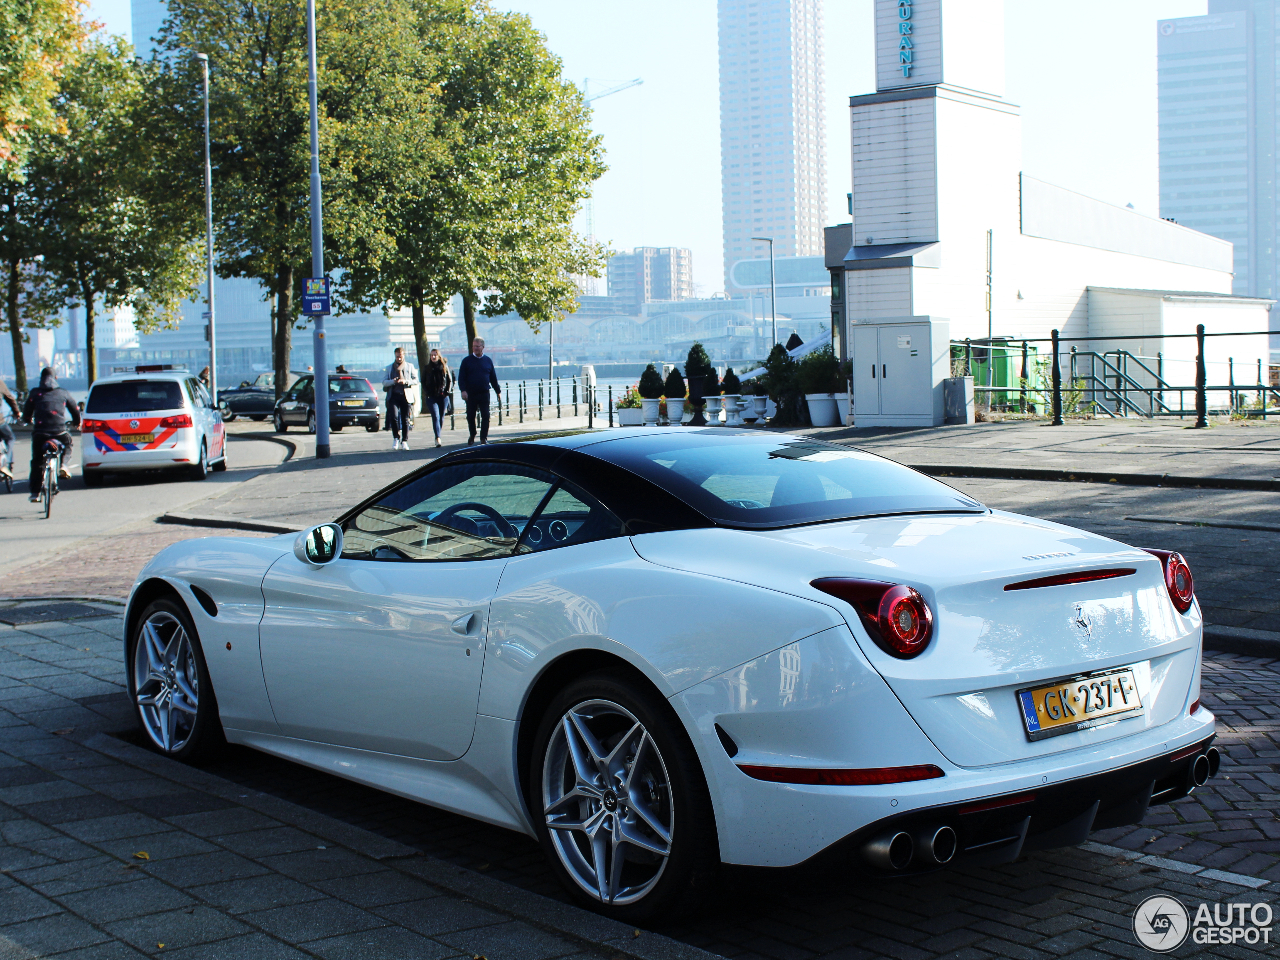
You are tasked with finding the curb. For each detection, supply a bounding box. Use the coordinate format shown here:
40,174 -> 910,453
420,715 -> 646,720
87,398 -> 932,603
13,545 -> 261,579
1125,514 -> 1280,534
234,431 -> 297,463
910,463 -> 1280,492
1204,624 -> 1280,659
82,733 -> 720,960
157,511 -> 298,534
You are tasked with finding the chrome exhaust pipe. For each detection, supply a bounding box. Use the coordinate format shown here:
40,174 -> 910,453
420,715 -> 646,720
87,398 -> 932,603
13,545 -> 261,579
1206,746 -> 1220,779
863,830 -> 914,871
912,825 -> 957,865
1190,752 -> 1212,788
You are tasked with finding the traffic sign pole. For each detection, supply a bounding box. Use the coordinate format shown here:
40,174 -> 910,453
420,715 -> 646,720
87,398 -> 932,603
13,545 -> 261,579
306,0 -> 330,459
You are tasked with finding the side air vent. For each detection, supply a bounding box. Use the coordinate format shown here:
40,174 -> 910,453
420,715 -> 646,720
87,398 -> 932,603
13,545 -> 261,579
190,585 -> 218,617
1004,569 -> 1135,592
715,724 -> 739,758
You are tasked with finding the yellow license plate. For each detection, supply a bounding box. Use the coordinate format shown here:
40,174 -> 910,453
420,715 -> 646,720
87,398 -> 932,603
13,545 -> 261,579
341,399 -> 364,406
1017,668 -> 1143,742
120,434 -> 154,444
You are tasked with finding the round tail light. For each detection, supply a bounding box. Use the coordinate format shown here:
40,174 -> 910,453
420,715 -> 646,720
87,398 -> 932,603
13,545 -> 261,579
878,585 -> 933,657
1165,553 -> 1194,613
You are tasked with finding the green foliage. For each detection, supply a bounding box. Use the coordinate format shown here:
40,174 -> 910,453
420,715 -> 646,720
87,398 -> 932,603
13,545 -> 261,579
797,346 -> 841,394
720,367 -> 741,395
685,341 -> 717,396
739,376 -> 757,396
0,0 -> 87,179
616,384 -> 641,409
20,37 -> 202,382
663,366 -> 685,399
638,363 -> 664,400
761,342 -> 806,426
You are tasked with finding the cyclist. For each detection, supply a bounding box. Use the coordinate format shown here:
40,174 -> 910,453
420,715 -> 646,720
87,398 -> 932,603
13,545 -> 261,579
0,377 -> 18,482
23,367 -> 80,502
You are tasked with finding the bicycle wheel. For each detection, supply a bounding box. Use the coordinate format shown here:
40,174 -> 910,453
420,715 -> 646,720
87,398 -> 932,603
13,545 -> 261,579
42,462 -> 53,519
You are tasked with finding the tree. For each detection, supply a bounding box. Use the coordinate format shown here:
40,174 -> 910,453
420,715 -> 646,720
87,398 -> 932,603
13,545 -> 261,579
151,0 -> 441,397
342,2 -> 606,407
0,183 -> 61,391
0,0 -> 87,179
21,37 -> 202,384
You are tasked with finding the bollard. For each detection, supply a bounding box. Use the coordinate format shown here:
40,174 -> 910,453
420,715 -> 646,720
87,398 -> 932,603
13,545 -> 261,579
609,386 -> 614,427
1195,324 -> 1207,428
1051,329 -> 1063,426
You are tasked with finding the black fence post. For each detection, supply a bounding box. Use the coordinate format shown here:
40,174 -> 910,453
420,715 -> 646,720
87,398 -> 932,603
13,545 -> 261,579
587,382 -> 593,428
1051,329 -> 1063,426
449,388 -> 455,432
964,338 -> 972,376
1229,357 -> 1236,414
1195,323 -> 1207,428
1020,340 -> 1029,413
608,386 -> 614,427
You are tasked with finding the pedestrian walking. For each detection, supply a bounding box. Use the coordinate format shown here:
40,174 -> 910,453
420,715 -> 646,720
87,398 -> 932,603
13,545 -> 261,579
423,347 -> 453,448
22,368 -> 80,500
458,337 -> 500,445
381,347 -> 419,451
197,366 -> 211,388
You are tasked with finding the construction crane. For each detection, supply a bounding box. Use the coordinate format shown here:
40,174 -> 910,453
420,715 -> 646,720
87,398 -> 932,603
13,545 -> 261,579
580,77 -> 643,295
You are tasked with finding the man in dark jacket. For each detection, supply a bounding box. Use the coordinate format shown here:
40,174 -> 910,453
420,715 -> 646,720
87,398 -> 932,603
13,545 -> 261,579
0,377 -> 19,481
457,337 -> 501,445
23,368 -> 80,501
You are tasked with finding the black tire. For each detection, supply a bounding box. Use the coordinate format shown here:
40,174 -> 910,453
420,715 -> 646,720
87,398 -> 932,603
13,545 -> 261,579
83,468 -> 104,488
273,411 -> 287,433
307,411 -> 317,435
42,464 -> 53,519
331,425 -> 343,433
126,597 -> 224,761
189,441 -> 209,481
529,671 -> 719,923
250,414 -> 267,422
211,452 -> 227,472
365,423 -> 379,433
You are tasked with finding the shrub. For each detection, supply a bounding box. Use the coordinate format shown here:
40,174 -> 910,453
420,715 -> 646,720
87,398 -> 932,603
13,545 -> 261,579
740,376 -> 758,396
797,346 -> 842,394
638,364 -> 665,400
664,366 -> 686,399
721,367 -> 741,394
616,385 -> 642,409
761,343 -> 807,426
686,342 -> 718,396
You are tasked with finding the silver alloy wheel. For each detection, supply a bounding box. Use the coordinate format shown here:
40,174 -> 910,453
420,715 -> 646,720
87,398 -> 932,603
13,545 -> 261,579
542,699 -> 673,905
132,611 -> 200,752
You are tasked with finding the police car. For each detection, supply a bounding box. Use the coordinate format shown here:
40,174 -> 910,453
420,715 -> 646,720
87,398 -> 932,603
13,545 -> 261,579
80,366 -> 227,486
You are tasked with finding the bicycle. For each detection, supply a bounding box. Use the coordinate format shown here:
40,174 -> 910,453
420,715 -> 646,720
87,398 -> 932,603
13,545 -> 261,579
0,415 -> 13,494
38,436 -> 64,520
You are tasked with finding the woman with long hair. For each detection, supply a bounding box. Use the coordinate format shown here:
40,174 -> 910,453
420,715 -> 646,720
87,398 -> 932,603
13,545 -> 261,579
423,347 -> 453,448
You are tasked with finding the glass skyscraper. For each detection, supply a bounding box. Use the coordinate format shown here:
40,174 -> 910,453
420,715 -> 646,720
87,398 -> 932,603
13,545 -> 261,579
131,0 -> 166,58
717,0 -> 826,293
1158,2 -> 1278,298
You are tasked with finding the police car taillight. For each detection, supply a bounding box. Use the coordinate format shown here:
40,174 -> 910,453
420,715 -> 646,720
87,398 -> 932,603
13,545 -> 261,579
80,419 -> 105,433
160,414 -> 193,428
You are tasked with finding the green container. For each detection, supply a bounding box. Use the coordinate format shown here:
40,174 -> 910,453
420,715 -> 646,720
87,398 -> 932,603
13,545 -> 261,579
950,341 -> 1041,410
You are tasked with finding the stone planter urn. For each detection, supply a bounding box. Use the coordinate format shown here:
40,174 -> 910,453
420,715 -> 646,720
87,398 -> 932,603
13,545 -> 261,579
616,407 -> 643,426
722,395 -> 742,427
666,398 -> 685,424
805,393 -> 840,427
704,396 -> 722,425
641,398 -> 661,425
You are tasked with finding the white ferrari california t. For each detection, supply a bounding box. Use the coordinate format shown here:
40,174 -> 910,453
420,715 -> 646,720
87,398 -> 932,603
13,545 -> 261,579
124,428 -> 1218,920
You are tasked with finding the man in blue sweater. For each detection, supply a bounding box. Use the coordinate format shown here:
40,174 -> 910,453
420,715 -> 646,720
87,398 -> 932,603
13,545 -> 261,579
457,337 -> 501,445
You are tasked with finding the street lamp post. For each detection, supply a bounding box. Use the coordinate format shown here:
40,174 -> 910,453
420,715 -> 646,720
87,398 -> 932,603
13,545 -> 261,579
196,54 -> 216,407
753,237 -> 777,348
305,0 -> 330,458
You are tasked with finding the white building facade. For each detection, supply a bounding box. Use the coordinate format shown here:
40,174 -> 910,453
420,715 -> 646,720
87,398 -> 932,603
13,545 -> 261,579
829,0 -> 1272,410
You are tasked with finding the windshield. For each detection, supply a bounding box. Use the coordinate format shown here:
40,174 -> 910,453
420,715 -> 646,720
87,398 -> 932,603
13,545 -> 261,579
87,380 -> 185,413
586,433 -> 984,528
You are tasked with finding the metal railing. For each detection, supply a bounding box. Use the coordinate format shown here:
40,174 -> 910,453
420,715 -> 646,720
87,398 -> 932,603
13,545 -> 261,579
445,375 -> 596,432
954,325 -> 1275,426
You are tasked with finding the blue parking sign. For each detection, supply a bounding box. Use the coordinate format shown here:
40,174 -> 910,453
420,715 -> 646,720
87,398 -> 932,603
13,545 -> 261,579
303,277 -> 331,316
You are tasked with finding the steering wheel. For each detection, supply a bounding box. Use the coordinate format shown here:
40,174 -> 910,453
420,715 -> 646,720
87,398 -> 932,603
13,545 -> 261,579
434,501 -> 519,539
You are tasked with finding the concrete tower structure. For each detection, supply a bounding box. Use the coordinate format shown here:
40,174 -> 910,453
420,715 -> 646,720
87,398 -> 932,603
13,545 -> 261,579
1158,3 -> 1280,300
717,0 -> 826,293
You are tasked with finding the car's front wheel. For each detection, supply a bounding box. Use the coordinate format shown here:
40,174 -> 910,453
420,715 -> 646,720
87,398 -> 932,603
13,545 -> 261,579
127,598 -> 223,761
530,673 -> 719,923
273,411 -> 287,433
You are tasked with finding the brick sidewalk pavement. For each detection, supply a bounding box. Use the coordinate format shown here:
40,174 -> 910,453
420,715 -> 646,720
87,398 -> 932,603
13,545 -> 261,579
2,601 -> 1276,960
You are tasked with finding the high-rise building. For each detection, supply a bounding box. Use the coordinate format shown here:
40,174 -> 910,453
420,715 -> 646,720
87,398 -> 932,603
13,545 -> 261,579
717,0 -> 826,293
1158,3 -> 1278,298
607,247 -> 695,308
131,0 -> 166,57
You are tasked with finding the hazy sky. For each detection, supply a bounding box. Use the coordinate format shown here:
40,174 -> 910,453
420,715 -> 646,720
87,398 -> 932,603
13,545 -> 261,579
87,0 -> 1208,295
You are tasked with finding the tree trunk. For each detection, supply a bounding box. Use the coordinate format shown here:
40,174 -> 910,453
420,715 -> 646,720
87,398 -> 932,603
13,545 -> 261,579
83,285 -> 97,387
462,290 -> 477,350
273,264 -> 293,399
5,258 -> 26,394
410,283 -> 431,413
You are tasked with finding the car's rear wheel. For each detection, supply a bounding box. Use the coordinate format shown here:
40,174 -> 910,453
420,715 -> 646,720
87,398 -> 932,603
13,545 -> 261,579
250,414 -> 267,422
127,598 -> 223,761
530,673 -> 718,923
273,411 -> 287,433
189,441 -> 208,481
307,411 -> 317,435
365,422 -> 379,433
211,450 -> 227,472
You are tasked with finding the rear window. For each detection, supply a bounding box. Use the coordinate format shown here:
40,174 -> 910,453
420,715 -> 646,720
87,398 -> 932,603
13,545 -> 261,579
329,377 -> 372,394
586,433 -> 984,528
87,380 -> 185,413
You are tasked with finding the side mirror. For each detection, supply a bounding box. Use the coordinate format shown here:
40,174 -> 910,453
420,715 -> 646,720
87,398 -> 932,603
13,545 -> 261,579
294,523 -> 343,566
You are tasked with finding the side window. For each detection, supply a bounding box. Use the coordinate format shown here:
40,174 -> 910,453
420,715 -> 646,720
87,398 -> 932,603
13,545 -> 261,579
182,379 -> 199,407
522,481 -> 624,553
342,462 -> 556,562
299,379 -> 314,403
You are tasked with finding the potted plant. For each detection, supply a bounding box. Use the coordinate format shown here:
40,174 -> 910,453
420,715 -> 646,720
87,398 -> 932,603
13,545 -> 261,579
798,346 -> 841,427
720,368 -> 742,426
684,342 -> 716,426
761,343 -> 805,426
616,385 -> 643,426
638,364 -> 665,425
836,358 -> 853,425
664,367 -> 687,425
739,377 -> 759,423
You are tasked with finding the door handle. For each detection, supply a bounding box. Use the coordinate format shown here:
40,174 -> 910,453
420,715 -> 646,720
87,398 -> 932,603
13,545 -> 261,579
871,364 -> 876,378
882,364 -> 887,378
451,612 -> 476,635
